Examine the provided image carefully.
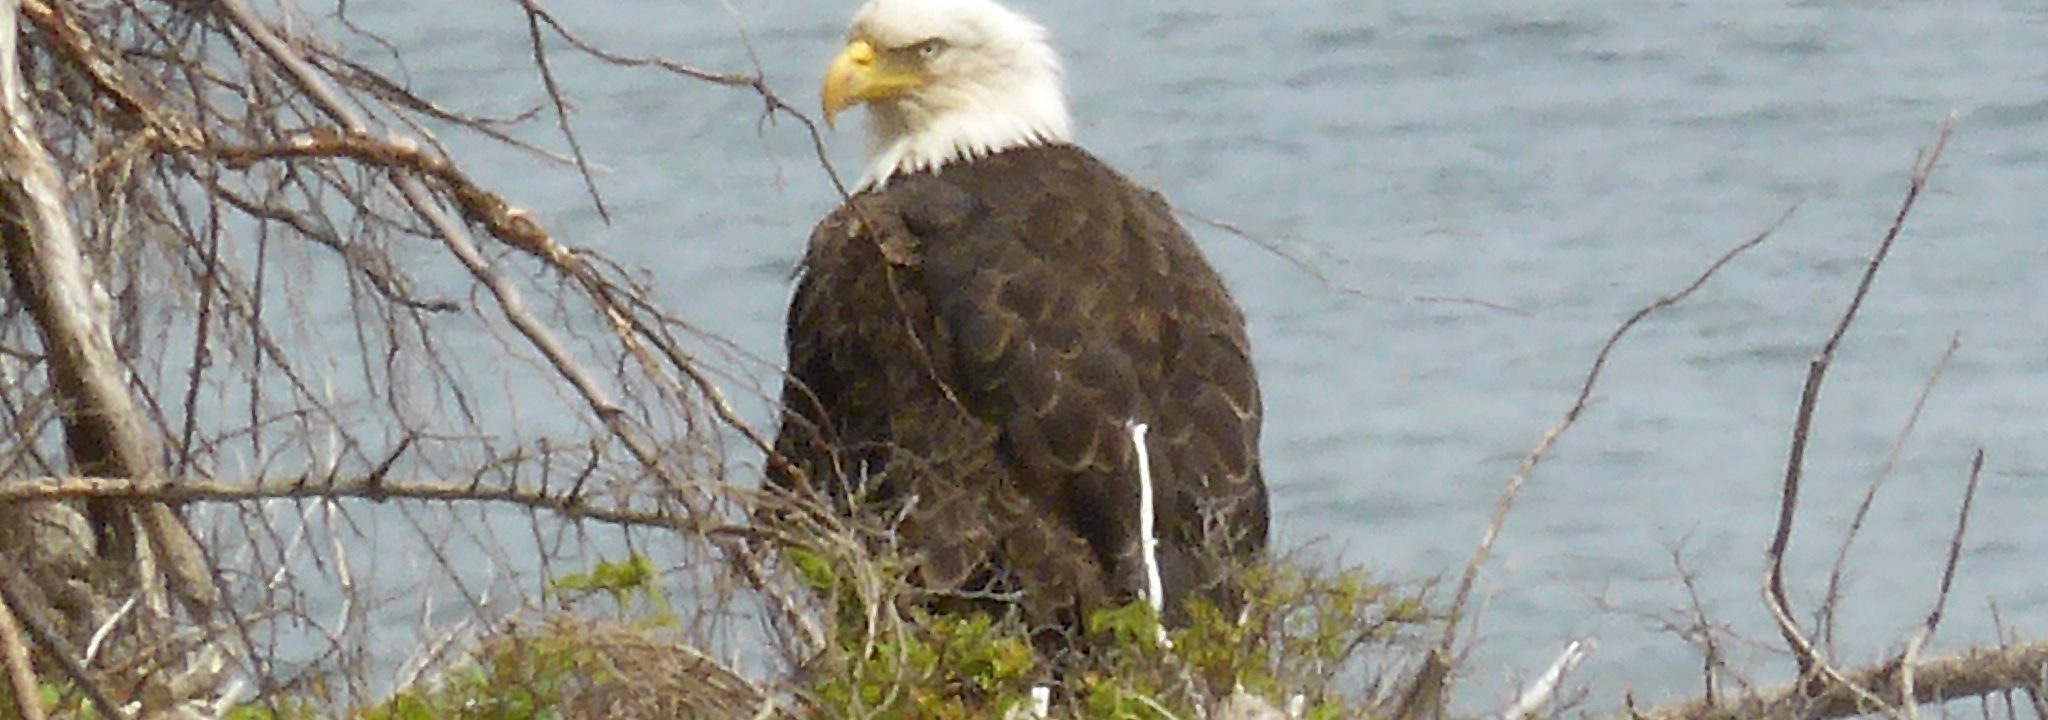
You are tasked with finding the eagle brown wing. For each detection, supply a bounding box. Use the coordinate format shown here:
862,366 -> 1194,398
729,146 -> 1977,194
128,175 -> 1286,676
771,143 -> 1266,623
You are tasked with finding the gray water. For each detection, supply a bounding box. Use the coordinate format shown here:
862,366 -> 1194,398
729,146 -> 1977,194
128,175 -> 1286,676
333,0 -> 2048,709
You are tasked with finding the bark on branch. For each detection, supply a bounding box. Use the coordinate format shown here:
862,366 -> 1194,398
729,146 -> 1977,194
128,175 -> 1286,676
1623,639 -> 2048,720
0,0 -> 216,617
0,474 -> 692,532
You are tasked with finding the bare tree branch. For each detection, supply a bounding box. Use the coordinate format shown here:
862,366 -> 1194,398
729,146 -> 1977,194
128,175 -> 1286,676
0,474 -> 734,531
514,0 -> 610,224
1764,115 -> 1955,695
1621,639 -> 2048,720
1899,448 -> 1986,720
1,0 -> 218,616
0,579 -> 46,720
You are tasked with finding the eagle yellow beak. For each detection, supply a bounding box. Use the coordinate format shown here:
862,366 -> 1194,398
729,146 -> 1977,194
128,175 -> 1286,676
821,40 -> 927,128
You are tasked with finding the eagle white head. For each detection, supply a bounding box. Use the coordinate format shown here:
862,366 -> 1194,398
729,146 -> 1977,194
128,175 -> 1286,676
821,0 -> 1073,189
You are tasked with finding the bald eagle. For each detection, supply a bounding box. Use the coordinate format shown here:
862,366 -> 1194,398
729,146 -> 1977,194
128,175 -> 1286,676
770,0 -> 1267,628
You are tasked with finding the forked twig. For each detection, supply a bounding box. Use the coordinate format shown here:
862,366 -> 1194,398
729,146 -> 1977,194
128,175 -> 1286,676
516,0 -> 611,223
1764,115 -> 1955,699
517,0 -> 850,198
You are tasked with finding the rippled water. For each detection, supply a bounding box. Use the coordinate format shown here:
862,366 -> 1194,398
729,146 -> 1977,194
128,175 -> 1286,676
333,0 -> 2048,708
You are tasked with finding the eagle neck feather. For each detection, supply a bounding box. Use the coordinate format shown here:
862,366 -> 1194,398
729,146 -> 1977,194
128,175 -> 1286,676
860,76 -> 1070,189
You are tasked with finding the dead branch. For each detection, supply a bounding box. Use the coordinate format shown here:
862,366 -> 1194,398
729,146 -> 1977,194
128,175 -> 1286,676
1899,448 -> 1985,720
1620,639 -> 2048,720
0,0 -> 913,710
0,579 -> 45,720
514,0 -> 610,223
0,474 -> 741,533
1174,207 -> 1530,315
1764,115 -> 1955,691
0,0 -> 217,616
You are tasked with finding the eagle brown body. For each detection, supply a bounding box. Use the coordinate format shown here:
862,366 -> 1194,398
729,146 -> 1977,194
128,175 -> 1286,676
771,143 -> 1267,626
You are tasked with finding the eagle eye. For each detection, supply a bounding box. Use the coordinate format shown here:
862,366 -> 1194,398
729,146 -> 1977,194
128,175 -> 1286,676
910,38 -> 948,59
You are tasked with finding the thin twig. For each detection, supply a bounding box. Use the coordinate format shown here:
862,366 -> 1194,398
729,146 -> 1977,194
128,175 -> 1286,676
1665,540 -> 1736,706
1930,451 -> 1984,635
0,473 -> 706,530
1176,207 -> 1528,315
1900,448 -> 1986,720
82,596 -> 137,665
517,0 -> 849,198
516,0 -> 610,224
1821,331 -> 1962,654
1764,115 -> 1955,693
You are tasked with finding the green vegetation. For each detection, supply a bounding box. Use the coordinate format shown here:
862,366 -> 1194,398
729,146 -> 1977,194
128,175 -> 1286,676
6,681 -> 318,720
334,550 -> 1430,719
1059,562 -> 1430,720
364,628 -> 596,720
8,547 -> 1428,719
